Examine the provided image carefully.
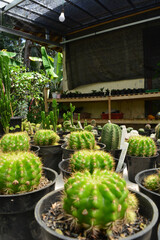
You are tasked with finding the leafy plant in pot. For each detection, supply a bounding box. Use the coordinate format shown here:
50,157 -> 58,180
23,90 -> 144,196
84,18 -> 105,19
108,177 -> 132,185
61,130 -> 105,159
0,133 -> 57,240
32,129 -> 63,174
35,169 -> 158,240
126,136 -> 158,183
59,149 -> 126,179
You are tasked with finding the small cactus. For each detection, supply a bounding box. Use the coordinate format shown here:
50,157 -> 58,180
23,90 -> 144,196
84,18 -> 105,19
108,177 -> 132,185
62,170 -> 138,231
66,130 -> 96,150
155,123 -> 160,140
145,124 -> 151,130
138,128 -> 145,135
101,121 -> 122,152
33,129 -> 60,146
0,151 -> 42,194
127,136 -> 157,157
0,132 -> 30,152
143,174 -> 159,192
70,150 -> 115,173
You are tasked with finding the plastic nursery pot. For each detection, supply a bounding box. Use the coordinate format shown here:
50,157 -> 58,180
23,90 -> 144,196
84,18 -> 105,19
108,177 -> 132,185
126,153 -> 159,183
34,188 -> 158,240
135,168 -> 160,240
32,139 -> 65,174
61,142 -> 106,160
58,158 -> 126,179
158,224 -> 160,240
30,145 -> 40,156
0,167 -> 57,240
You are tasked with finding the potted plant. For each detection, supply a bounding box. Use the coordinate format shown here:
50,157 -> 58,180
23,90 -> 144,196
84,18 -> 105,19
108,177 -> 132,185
32,129 -> 63,174
59,149 -> 126,179
100,120 -> 122,159
126,135 -> 158,183
35,169 -> 158,240
61,130 -> 105,159
0,133 -> 57,240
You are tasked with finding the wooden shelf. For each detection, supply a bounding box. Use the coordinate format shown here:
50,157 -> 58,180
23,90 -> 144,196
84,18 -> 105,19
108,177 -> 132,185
111,92 -> 160,101
47,96 -> 109,103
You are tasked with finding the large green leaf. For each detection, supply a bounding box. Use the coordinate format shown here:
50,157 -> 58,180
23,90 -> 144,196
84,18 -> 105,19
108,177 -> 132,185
29,56 -> 43,62
0,51 -> 16,58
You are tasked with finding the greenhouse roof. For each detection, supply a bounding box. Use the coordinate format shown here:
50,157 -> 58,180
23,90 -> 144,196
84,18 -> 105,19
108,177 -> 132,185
0,0 -> 160,49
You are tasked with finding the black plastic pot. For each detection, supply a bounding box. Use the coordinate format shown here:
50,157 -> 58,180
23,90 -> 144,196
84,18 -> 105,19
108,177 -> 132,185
126,153 -> 159,183
30,145 -> 40,156
35,188 -> 158,240
0,167 -> 57,240
32,140 -> 65,174
158,224 -> 160,240
58,158 -> 126,179
0,116 -> 23,134
61,142 -> 106,159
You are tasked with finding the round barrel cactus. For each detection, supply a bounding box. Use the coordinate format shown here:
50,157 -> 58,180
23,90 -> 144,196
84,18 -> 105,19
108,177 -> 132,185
101,121 -> 122,152
155,123 -> 160,140
67,130 -> 96,150
144,174 -> 159,192
0,132 -> 30,152
70,149 -> 114,173
127,136 -> 157,157
63,169 -> 138,231
0,151 -> 42,194
33,129 -> 60,146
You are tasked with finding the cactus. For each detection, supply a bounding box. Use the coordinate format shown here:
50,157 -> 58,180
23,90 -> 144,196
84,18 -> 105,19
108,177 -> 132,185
70,150 -> 115,173
101,121 -> 122,151
62,169 -> 138,231
143,174 -> 160,192
145,124 -> 151,130
33,129 -> 60,146
155,123 -> 160,140
84,125 -> 94,132
0,151 -> 42,194
138,128 -> 145,135
0,132 -> 30,152
127,136 -> 157,157
66,130 -> 96,150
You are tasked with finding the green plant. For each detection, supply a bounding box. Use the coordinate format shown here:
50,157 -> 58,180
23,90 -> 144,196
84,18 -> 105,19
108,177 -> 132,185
101,121 -> 122,152
145,124 -> 151,130
33,129 -> 60,146
155,123 -> 160,140
84,124 -> 94,131
50,99 -> 59,132
70,149 -> 114,173
0,132 -> 30,152
21,120 -> 36,135
0,151 -> 42,194
127,136 -> 157,157
138,128 -> 145,135
66,130 -> 97,150
62,169 -> 138,235
144,173 -> 159,192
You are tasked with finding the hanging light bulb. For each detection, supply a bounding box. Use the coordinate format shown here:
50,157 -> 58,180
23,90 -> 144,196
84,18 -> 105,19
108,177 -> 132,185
59,5 -> 65,22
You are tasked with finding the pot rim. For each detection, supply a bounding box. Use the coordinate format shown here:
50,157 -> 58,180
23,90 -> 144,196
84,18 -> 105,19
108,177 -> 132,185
61,142 -> 106,150
35,188 -> 159,240
126,153 -> 159,159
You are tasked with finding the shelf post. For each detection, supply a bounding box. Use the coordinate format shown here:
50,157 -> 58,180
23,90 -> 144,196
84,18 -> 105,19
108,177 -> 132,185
108,96 -> 111,120
44,87 -> 49,112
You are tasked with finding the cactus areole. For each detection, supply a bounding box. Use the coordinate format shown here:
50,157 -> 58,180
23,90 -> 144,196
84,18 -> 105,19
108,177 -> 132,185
63,170 -> 137,229
101,121 -> 122,152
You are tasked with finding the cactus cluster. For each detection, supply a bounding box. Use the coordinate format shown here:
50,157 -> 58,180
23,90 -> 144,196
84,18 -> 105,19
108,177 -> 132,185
127,136 -> 157,157
70,150 -> 114,173
66,130 -> 97,150
0,132 -> 30,152
101,121 -> 122,152
0,151 -> 42,194
62,170 -> 138,231
33,129 -> 60,146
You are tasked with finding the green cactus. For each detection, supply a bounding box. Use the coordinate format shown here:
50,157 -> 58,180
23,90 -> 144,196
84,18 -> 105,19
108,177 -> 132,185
127,136 -> 157,157
138,128 -> 145,135
101,121 -> 122,151
145,124 -> 151,130
155,123 -> 160,140
67,130 -> 96,150
143,174 -> 159,192
127,127 -> 133,133
84,125 -> 94,132
0,132 -> 30,152
0,151 -> 42,194
33,129 -> 60,146
70,150 -> 115,173
63,169 -> 137,231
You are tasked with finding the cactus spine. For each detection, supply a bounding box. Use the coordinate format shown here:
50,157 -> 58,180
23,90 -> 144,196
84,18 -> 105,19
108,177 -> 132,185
101,121 -> 122,151
127,136 -> 157,157
63,170 -> 138,231
67,130 -> 96,150
33,129 -> 60,146
0,151 -> 42,194
70,150 -> 114,173
0,132 -> 30,152
155,123 -> 160,140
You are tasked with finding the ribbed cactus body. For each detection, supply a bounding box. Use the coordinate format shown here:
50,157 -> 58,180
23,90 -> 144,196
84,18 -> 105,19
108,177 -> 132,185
70,150 -> 114,173
63,170 -> 131,228
155,123 -> 160,140
33,130 -> 60,146
0,132 -> 30,152
127,136 -> 157,157
101,122 -> 122,151
67,131 -> 96,150
0,151 -> 42,194
144,174 -> 159,192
